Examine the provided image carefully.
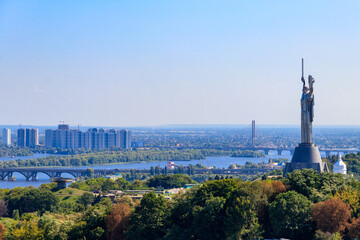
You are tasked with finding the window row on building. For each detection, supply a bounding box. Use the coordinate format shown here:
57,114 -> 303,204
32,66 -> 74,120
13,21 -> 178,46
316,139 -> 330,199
45,125 -> 131,150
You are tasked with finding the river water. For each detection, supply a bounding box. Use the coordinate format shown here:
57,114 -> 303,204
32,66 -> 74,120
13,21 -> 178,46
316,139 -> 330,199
0,150 -> 294,189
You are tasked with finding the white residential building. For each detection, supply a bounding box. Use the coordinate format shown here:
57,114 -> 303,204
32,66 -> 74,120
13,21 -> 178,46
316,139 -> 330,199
2,128 -> 11,146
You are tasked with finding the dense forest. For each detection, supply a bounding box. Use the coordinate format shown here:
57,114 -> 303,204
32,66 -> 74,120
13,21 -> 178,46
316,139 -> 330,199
0,149 -> 263,168
0,170 -> 358,239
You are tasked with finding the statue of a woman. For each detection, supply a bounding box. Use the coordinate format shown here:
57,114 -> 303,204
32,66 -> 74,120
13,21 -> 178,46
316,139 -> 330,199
301,75 -> 315,144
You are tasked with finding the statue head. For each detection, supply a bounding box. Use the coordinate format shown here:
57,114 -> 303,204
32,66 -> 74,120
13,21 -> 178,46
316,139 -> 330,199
308,75 -> 315,85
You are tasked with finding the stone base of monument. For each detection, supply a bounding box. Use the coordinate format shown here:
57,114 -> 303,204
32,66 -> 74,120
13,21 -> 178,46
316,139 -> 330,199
284,143 -> 329,175
51,178 -> 73,189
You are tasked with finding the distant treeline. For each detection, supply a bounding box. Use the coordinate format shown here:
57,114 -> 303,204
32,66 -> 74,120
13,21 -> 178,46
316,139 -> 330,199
0,146 -> 33,157
0,149 -> 264,168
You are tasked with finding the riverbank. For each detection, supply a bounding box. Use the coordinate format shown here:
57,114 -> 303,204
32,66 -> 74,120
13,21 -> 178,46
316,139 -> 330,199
0,149 -> 266,168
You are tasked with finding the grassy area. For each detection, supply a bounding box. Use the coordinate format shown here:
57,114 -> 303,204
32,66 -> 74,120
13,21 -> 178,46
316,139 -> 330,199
55,187 -> 86,203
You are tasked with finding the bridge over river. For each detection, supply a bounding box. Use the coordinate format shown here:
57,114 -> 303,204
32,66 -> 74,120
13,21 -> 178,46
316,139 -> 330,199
249,147 -> 359,157
0,168 -> 115,181
0,167 -> 274,181
165,147 -> 359,156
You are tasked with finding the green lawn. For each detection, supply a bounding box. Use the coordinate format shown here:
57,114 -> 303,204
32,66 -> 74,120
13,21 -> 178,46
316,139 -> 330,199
55,187 -> 87,203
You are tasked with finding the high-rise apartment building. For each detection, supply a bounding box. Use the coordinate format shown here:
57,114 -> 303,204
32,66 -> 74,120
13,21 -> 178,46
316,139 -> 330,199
120,129 -> 131,149
17,128 -> 26,147
45,125 -> 131,150
17,128 -> 39,148
28,129 -> 39,147
2,128 -> 11,146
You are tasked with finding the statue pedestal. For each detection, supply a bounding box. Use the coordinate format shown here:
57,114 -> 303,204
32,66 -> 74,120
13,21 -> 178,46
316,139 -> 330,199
284,143 -> 328,175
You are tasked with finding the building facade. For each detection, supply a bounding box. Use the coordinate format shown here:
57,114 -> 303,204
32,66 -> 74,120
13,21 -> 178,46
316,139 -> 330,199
17,128 -> 39,148
2,128 -> 11,146
45,125 -> 131,150
17,129 -> 26,147
26,129 -> 39,147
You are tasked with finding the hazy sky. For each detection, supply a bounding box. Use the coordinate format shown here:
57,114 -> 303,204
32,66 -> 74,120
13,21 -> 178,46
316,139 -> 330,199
1,1 -> 360,126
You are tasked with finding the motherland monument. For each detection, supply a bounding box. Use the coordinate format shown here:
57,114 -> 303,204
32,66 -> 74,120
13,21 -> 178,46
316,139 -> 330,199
284,59 -> 329,175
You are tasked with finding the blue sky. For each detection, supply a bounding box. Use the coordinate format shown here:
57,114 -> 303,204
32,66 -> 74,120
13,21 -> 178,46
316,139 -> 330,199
1,1 -> 360,126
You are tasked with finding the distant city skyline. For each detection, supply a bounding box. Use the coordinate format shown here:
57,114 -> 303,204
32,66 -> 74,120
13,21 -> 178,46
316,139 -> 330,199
1,1 -> 360,126
45,125 -> 132,150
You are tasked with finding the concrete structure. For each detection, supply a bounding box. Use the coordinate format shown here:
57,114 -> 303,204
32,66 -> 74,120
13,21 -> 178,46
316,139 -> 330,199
2,128 -> 11,146
45,125 -> 131,150
284,59 -> 329,175
0,167 -> 114,181
333,154 -> 347,174
51,178 -> 73,189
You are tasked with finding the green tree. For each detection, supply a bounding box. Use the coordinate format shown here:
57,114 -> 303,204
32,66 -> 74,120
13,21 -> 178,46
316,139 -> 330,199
192,196 -> 226,239
127,192 -> 168,240
101,179 -> 119,192
115,177 -> 130,190
38,213 -> 77,240
269,190 -> 313,240
192,179 -> 238,206
167,179 -> 262,240
68,199 -> 111,240
12,209 -> 19,220
6,188 -> 58,215
223,185 -> 263,239
285,169 -> 348,202
7,220 -> 44,240
78,193 -> 95,208
20,189 -> 59,214
5,187 -> 31,215
84,168 -> 95,178
147,174 -> 194,189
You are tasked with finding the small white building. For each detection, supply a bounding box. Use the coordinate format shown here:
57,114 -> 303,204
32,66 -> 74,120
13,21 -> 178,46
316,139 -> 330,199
333,154 -> 347,175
